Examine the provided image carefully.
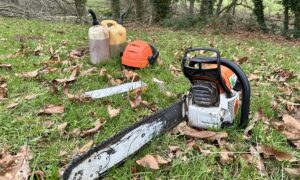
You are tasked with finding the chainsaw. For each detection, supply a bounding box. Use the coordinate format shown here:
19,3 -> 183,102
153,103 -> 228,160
62,48 -> 250,180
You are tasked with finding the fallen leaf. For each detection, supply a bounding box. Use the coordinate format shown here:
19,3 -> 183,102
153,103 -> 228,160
16,69 -> 39,78
129,88 -> 142,108
99,68 -> 107,77
152,78 -> 165,91
157,57 -> 163,65
80,67 -> 98,76
79,140 -> 93,153
59,151 -> 67,157
24,94 -> 37,100
54,65 -> 81,84
70,128 -> 81,137
282,114 -> 300,131
219,150 -> 234,165
258,144 -> 295,161
169,64 -> 181,77
285,168 -> 300,176
136,154 -> 159,170
63,84 -> 92,102
107,74 -> 123,85
80,120 -> 102,137
168,146 -> 183,159
248,74 -> 259,81
107,105 -> 120,118
154,155 -> 169,164
69,47 -> 88,59
28,170 -> 45,180
57,122 -> 68,136
177,124 -> 227,141
233,56 -> 249,64
0,64 -> 12,69
0,83 -> 8,99
42,120 -> 54,128
250,145 -> 267,176
7,102 -> 19,109
0,146 -> 32,180
122,70 -> 139,82
33,44 -> 43,56
39,105 -> 65,115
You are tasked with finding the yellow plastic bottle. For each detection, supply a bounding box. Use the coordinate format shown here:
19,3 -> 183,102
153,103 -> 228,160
101,19 -> 126,58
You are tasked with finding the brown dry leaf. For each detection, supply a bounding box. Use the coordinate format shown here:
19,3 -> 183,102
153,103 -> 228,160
107,74 -> 123,85
285,168 -> 300,176
248,74 -> 259,81
7,102 -> 19,109
0,64 -> 12,69
33,44 -> 43,56
16,69 -> 39,78
80,120 -> 102,137
220,150 -> 234,165
79,140 -> 93,153
136,154 -> 159,170
59,151 -> 67,157
0,146 -> 32,180
80,67 -> 98,76
154,155 -> 169,165
39,104 -> 65,115
129,88 -> 142,108
70,128 -> 81,137
157,57 -> 163,65
28,170 -> 45,180
107,105 -> 120,118
250,145 -> 267,176
0,83 -> 8,99
282,114 -> 300,130
42,120 -> 54,128
69,47 -> 88,59
58,122 -> 68,136
54,65 -> 81,84
258,144 -> 295,161
168,146 -> 183,159
233,56 -> 248,64
177,124 -> 227,141
169,64 -> 181,77
122,69 -> 140,82
99,68 -> 107,77
38,66 -> 58,75
63,84 -> 92,102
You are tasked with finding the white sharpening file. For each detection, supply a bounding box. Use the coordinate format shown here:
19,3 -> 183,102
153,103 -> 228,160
83,81 -> 147,99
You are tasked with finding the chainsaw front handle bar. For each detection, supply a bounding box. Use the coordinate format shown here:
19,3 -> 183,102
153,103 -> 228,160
182,48 -> 232,97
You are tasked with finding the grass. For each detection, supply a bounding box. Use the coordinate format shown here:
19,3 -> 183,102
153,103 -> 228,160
0,16 -> 300,179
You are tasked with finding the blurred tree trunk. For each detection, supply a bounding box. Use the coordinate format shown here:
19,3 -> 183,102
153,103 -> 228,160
133,0 -> 144,18
74,0 -> 86,18
200,0 -> 215,19
283,3 -> 289,36
189,0 -> 195,16
150,0 -> 172,22
295,10 -> 300,35
215,0 -> 223,16
111,0 -> 120,19
252,0 -> 267,32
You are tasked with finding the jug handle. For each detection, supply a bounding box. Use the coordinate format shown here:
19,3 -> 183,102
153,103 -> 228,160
101,20 -> 118,28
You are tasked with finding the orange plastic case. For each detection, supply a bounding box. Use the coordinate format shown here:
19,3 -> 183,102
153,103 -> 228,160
122,40 -> 153,68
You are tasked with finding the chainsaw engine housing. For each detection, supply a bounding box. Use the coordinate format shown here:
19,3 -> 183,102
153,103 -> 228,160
182,48 -> 250,129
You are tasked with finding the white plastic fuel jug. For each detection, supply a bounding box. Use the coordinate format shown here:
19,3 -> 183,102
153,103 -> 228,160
88,9 -> 110,64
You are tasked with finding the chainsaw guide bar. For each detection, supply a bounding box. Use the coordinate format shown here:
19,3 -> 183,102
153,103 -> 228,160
63,100 -> 185,180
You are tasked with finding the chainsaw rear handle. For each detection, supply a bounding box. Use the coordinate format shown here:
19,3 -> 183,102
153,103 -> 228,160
219,58 -> 250,128
148,44 -> 159,64
182,48 -> 232,96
